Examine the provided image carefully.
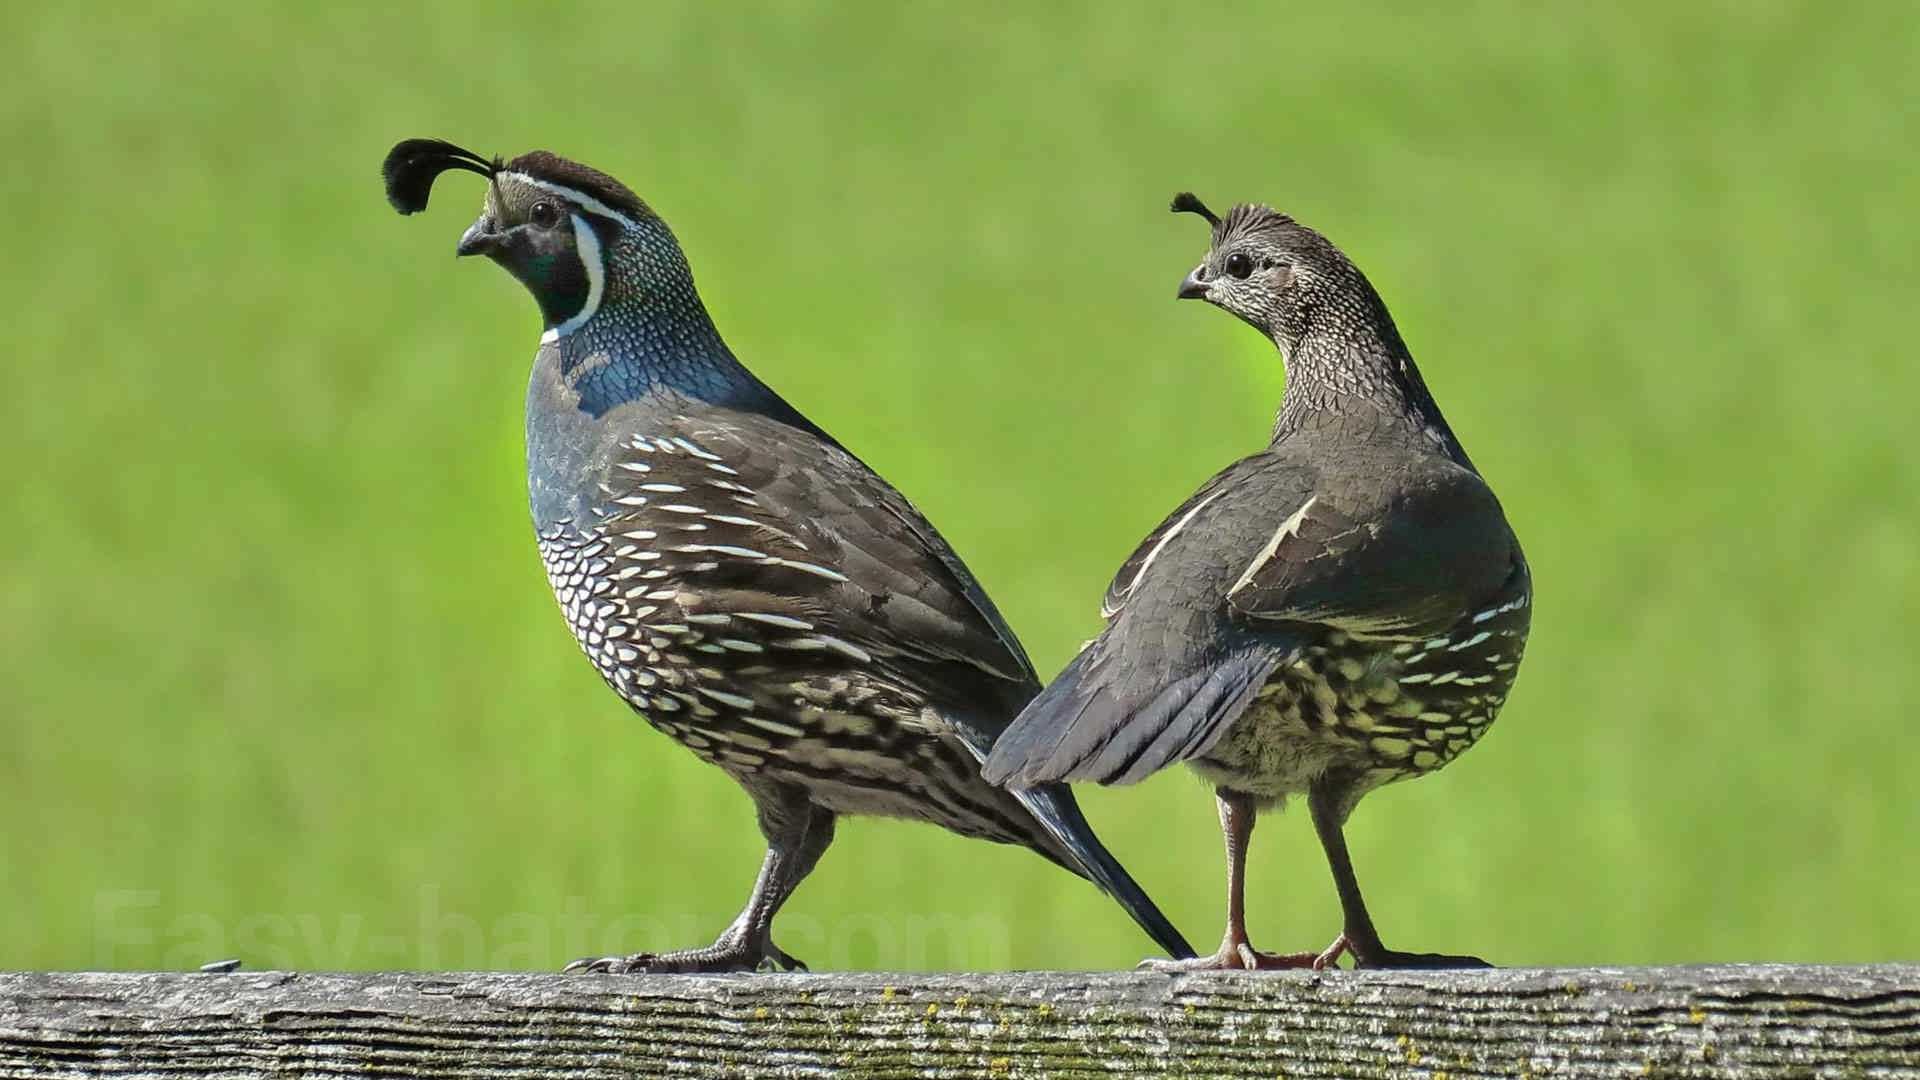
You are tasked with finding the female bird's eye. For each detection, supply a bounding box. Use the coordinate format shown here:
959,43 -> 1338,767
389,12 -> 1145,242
1224,252 -> 1254,279
530,201 -> 560,228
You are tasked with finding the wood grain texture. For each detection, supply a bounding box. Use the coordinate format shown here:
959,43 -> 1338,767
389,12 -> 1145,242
2,966 -> 1916,1078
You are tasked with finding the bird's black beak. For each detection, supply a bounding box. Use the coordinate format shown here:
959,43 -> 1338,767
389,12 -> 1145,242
1177,264 -> 1210,300
456,214 -> 499,257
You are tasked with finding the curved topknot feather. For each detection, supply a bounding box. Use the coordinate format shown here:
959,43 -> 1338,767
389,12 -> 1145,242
1170,191 -> 1221,226
382,138 -> 496,215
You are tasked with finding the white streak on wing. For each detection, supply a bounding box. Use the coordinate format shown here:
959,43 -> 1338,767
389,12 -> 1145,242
696,686 -> 756,711
740,715 -> 805,738
1448,630 -> 1493,652
1228,495 -> 1320,600
671,437 -> 723,461
779,634 -> 873,664
539,213 -> 606,344
677,543 -> 767,560
735,612 -> 814,631
762,557 -> 849,582
1103,489 -> 1227,617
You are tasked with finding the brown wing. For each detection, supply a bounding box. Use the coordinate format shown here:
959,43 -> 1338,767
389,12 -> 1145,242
592,411 -> 1038,723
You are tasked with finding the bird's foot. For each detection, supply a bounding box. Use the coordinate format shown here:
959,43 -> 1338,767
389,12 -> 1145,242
1139,939 -> 1321,973
1316,932 -> 1491,970
563,933 -> 806,975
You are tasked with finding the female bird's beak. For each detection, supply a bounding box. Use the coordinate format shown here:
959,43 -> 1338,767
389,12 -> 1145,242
1178,264 -> 1211,300
457,214 -> 499,257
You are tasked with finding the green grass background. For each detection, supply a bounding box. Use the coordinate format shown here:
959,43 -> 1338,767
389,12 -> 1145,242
4,1 -> 1916,972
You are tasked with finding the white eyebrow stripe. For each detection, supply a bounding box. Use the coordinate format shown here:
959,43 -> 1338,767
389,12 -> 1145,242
539,212 -> 605,345
498,172 -> 644,231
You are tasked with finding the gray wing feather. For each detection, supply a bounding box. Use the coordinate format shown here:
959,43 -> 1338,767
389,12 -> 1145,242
983,642 -> 1286,786
989,452 -> 1321,788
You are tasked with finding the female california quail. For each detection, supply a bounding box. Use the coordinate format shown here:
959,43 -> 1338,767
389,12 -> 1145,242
985,194 -> 1530,971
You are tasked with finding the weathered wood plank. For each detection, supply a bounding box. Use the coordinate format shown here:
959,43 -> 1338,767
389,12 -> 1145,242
2,965 -> 1915,1078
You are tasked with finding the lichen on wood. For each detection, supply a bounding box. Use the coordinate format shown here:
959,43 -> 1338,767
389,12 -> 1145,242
2,964 -> 1916,1078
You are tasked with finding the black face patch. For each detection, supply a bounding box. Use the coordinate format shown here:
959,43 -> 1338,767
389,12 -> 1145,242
491,211 -> 594,330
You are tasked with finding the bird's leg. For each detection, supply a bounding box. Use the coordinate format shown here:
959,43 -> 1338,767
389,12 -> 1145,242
1304,780 -> 1489,970
1142,788 -> 1319,972
567,787 -> 834,974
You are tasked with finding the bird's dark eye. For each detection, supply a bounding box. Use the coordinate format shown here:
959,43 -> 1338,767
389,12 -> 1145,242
1224,252 -> 1254,279
530,201 -> 561,228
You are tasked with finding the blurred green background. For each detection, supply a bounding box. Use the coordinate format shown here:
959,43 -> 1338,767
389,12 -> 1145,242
4,1 -> 1916,972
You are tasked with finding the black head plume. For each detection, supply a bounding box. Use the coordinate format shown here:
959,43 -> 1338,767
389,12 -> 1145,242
383,139 -> 498,215
1169,191 -> 1220,227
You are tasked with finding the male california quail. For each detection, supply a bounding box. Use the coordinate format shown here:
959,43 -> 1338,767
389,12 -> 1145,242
984,195 -> 1530,971
380,139 -> 1192,973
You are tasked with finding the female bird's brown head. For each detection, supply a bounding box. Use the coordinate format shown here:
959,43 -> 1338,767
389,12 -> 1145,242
1170,192 -> 1402,362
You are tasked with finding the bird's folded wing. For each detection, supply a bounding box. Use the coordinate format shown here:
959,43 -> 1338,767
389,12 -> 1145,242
988,455 -> 1313,787
1101,454 -> 1296,619
988,457 -> 1514,787
1224,465 -> 1513,641
642,412 -> 1039,722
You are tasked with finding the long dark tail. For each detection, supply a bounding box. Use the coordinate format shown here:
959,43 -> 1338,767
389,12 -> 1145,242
1010,780 -> 1195,960
949,723 -> 1194,960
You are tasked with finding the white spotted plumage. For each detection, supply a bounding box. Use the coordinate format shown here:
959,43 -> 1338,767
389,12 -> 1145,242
534,419 -> 1059,853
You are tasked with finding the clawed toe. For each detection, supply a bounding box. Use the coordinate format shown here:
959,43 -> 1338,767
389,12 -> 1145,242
761,942 -> 808,972
562,937 -> 806,975
1138,940 -> 1319,973
1237,943 -> 1322,970
1354,949 -> 1492,970
1143,931 -> 1492,974
563,953 -> 651,975
1324,932 -> 1491,970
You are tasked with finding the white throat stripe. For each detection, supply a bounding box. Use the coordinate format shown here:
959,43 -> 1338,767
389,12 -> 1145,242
541,212 -> 606,345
